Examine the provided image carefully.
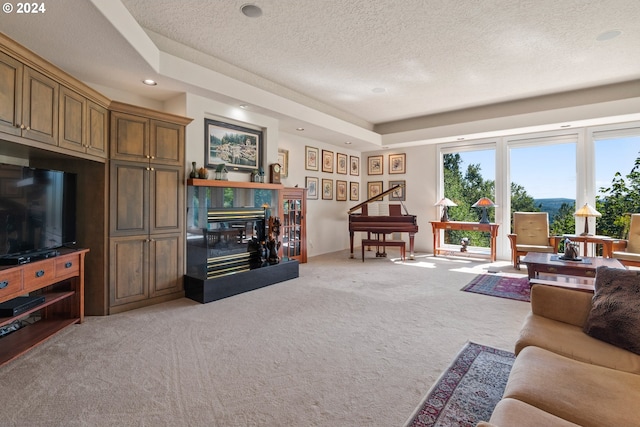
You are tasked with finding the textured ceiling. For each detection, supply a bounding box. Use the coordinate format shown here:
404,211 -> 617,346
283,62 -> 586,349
1,0 -> 639,148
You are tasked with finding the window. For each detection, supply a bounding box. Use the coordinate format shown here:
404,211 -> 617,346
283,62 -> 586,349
509,137 -> 577,236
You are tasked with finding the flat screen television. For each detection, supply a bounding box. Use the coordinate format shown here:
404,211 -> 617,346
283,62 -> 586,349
0,164 -> 77,263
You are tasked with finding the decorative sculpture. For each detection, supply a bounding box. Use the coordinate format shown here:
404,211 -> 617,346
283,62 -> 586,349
562,237 -> 580,260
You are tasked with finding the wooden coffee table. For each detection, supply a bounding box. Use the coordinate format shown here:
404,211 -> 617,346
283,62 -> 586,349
521,252 -> 625,291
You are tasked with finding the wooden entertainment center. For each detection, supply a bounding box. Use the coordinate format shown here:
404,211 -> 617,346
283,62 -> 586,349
0,249 -> 88,367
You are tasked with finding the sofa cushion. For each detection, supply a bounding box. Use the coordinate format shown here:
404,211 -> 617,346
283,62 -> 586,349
515,312 -> 640,374
486,398 -> 580,427
583,266 -> 640,355
503,346 -> 640,427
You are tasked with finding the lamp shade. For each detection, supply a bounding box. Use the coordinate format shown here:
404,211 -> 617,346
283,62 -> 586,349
472,197 -> 496,208
574,203 -> 601,217
435,197 -> 457,207
574,203 -> 601,236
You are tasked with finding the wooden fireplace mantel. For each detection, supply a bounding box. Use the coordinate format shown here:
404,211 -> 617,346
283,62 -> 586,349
187,179 -> 284,190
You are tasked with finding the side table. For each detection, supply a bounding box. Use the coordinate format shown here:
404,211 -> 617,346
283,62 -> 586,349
563,234 -> 614,258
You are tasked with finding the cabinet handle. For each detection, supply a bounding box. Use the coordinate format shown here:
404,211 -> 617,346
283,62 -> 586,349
150,156 -> 155,159
65,261 -> 73,268
20,124 -> 25,129
26,126 -> 30,130
0,280 -> 8,289
150,167 -> 154,171
35,270 -> 45,278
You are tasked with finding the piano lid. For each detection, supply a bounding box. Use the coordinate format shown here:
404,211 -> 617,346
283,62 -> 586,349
348,184 -> 405,214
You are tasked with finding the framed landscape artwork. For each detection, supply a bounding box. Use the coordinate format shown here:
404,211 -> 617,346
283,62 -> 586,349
277,149 -> 289,178
350,182 -> 359,201
306,176 -> 319,200
367,181 -> 383,200
305,146 -> 319,171
322,150 -> 334,173
322,178 -> 333,200
350,155 -> 360,176
389,153 -> 406,174
389,180 -> 406,201
336,180 -> 347,201
368,155 -> 383,175
337,153 -> 348,174
205,119 -> 262,172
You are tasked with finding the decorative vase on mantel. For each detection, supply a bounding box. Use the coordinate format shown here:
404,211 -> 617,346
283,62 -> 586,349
190,162 -> 198,179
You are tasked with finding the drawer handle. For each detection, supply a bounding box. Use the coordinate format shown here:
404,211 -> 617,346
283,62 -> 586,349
548,267 -> 557,273
36,270 -> 45,278
65,261 -> 73,268
0,280 -> 8,289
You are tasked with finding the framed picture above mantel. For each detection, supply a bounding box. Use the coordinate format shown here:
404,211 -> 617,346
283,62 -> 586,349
205,119 -> 263,172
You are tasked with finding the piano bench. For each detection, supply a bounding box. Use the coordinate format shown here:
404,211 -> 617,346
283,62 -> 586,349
361,239 -> 406,262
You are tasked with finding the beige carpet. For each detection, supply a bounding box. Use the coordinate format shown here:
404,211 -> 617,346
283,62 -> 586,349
0,249 -> 530,427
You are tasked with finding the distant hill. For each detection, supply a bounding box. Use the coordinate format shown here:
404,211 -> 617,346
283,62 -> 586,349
534,198 -> 575,219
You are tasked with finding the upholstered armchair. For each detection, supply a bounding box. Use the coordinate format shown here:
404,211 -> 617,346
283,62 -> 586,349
608,213 -> 640,267
508,212 -> 560,269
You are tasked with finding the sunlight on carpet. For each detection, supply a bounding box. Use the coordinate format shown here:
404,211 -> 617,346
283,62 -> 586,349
461,274 -> 531,302
404,342 -> 515,427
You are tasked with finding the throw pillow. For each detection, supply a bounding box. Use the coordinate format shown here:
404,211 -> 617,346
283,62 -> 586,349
583,266 -> 640,355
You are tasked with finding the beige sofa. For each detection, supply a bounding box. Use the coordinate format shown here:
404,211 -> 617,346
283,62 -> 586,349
479,268 -> 640,427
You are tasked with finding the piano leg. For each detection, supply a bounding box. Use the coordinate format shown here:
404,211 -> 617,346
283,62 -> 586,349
409,233 -> 416,260
349,232 -> 355,258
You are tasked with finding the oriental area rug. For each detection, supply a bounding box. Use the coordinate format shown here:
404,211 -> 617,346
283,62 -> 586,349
404,342 -> 515,427
461,274 -> 531,302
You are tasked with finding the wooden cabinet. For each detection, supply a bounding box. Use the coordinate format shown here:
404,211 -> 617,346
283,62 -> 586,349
22,66 -> 59,145
0,53 -> 58,145
108,102 -> 191,314
0,50 -> 23,137
59,86 -> 108,158
279,187 -> 307,263
0,249 -> 88,367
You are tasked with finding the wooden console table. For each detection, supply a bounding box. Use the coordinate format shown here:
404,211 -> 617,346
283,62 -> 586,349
0,248 -> 88,366
430,221 -> 500,262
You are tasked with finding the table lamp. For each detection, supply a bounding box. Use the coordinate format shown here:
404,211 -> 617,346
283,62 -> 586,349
435,197 -> 457,222
574,203 -> 601,236
472,197 -> 496,224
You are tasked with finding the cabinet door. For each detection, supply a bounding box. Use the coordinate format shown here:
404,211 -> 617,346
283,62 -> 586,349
110,161 -> 149,236
22,66 -> 58,145
280,187 -> 307,263
86,101 -> 107,158
110,111 -> 149,161
150,165 -> 183,234
0,51 -> 22,137
109,235 -> 149,306
150,119 -> 184,166
58,86 -> 85,152
149,233 -> 183,297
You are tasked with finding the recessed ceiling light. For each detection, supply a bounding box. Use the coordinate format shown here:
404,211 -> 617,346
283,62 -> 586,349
142,79 -> 157,86
457,137 -> 465,141
596,29 -> 622,41
239,104 -> 248,109
344,141 -> 352,145
560,124 -> 571,128
296,127 -> 305,131
372,87 -> 386,94
240,3 -> 262,18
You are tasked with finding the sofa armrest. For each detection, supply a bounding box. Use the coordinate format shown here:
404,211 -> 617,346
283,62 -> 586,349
530,284 -> 593,327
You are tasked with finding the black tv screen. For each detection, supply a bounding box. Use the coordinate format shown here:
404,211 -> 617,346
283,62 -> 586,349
0,164 -> 77,259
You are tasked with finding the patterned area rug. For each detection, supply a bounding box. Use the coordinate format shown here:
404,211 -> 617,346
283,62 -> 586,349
405,342 -> 515,427
461,274 -> 531,302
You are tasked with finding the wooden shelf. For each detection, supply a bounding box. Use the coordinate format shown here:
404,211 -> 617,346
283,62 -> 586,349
0,318 -> 79,366
187,178 -> 283,190
0,291 -> 75,329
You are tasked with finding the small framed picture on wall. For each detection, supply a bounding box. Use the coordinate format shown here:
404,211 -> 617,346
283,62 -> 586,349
305,146 -> 319,171
336,153 -> 348,174
368,155 -> 383,175
336,180 -> 347,201
322,150 -> 334,173
350,182 -> 359,201
306,176 -> 319,200
350,155 -> 360,176
322,178 -> 333,200
389,180 -> 406,201
389,153 -> 406,174
367,181 -> 383,200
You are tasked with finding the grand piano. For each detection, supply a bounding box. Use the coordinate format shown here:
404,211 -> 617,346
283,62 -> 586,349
348,185 -> 418,259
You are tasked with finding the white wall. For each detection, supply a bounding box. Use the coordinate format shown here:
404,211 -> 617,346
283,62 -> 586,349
279,132 -> 362,257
